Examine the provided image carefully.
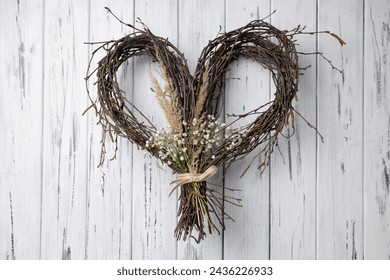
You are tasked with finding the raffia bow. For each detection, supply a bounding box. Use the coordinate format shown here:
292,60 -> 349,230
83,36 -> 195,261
169,165 -> 218,196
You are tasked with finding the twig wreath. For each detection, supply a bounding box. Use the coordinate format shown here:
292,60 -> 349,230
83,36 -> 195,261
85,8 -> 345,243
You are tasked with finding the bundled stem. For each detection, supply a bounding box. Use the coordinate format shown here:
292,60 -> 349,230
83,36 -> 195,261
175,182 -> 217,242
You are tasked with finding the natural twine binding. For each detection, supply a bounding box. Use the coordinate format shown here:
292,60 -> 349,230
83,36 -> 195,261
169,165 -> 218,196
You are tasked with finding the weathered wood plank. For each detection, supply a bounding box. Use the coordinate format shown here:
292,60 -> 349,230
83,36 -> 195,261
86,0 -> 134,259
0,0 -> 43,260
177,0 -> 225,259
131,0 -> 178,260
117,67 -> 134,260
223,0 -> 271,260
364,0 -> 390,260
317,0 -> 364,259
270,0 -> 317,259
40,0 -> 89,260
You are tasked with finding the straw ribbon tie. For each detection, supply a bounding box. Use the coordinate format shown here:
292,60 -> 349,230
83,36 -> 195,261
168,165 -> 218,196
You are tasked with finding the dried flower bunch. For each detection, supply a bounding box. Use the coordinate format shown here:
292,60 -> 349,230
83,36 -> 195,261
85,8 -> 344,243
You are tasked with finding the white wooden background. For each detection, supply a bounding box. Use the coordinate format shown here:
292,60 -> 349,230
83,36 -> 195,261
0,0 -> 389,260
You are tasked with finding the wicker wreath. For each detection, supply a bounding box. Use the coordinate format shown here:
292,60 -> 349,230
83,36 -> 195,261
85,8 -> 344,243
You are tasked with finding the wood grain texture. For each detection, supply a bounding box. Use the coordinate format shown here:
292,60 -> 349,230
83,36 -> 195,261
0,0 -> 43,259
364,0 -> 390,260
86,0 -> 134,259
177,0 -> 225,260
270,0 -> 317,260
223,0 -> 271,260
1,0 -> 390,260
317,0 -> 364,259
40,0 -> 89,260
131,0 -> 178,260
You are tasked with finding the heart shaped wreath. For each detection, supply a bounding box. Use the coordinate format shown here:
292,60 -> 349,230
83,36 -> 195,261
85,8 -> 344,243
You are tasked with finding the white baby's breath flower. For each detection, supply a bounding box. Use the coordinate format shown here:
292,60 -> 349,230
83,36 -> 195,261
149,116 -> 232,164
